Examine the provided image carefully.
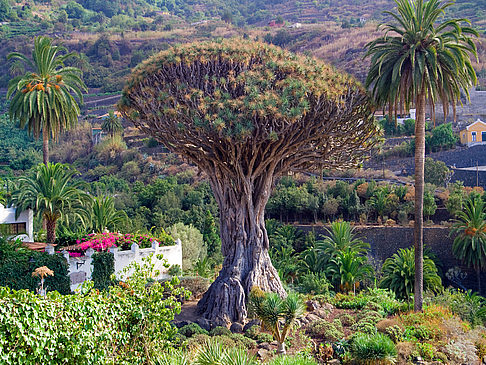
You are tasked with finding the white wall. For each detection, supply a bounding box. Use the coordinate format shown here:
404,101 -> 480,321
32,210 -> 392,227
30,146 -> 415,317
0,204 -> 34,242
53,239 -> 183,292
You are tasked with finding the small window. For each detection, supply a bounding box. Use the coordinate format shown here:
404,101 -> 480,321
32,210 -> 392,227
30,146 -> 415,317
0,223 -> 27,235
472,131 -> 477,142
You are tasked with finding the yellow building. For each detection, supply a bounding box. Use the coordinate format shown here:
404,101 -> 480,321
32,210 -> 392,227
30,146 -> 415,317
460,119 -> 486,146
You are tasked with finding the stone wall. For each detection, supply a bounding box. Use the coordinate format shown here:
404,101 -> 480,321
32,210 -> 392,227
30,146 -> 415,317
296,225 -> 483,293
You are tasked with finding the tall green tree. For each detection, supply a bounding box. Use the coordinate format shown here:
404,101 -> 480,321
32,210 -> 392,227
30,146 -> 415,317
120,40 -> 379,322
10,163 -> 90,244
7,36 -> 87,165
451,197 -> 486,293
90,196 -> 128,233
366,0 -> 477,311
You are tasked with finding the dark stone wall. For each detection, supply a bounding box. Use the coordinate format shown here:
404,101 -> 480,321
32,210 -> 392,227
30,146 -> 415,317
451,169 -> 486,188
295,225 -> 483,293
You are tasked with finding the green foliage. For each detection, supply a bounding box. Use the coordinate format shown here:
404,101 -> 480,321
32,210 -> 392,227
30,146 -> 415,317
298,272 -> 331,296
350,333 -> 397,363
168,223 -> 206,272
451,197 -> 486,278
424,157 -> 452,187
248,288 -> 305,350
10,163 -> 90,243
209,326 -> 232,337
380,247 -> 442,300
179,323 -> 209,338
0,237 -> 70,294
7,36 -> 87,162
266,355 -> 319,365
92,252 -> 114,290
90,195 -> 128,233
101,110 -> 124,137
431,288 -> 486,327
0,256 -> 189,364
306,319 -> 344,341
333,288 -> 402,316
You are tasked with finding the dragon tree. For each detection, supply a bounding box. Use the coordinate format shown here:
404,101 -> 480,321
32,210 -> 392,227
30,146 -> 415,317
119,40 -> 379,324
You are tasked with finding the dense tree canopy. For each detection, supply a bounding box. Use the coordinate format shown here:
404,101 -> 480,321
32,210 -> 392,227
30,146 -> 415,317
120,39 -> 379,323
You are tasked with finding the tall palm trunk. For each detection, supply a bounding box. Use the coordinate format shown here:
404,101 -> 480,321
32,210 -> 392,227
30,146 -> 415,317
46,218 -> 56,244
42,127 -> 49,165
414,90 -> 426,312
477,267 -> 481,294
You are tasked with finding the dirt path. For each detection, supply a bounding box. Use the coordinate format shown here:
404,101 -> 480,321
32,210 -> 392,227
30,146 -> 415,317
175,300 -> 202,322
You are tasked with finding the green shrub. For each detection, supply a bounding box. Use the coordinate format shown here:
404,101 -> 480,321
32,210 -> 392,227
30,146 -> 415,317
350,333 -> 397,363
266,355 -> 319,365
306,319 -> 344,341
0,238 -> 70,294
337,312 -> 356,326
351,318 -> 378,335
92,252 -> 114,291
177,276 -> 210,300
414,342 -> 435,361
255,332 -> 274,343
213,335 -> 236,348
0,257 -> 189,364
229,333 -> 257,349
210,326 -> 232,337
244,324 -> 260,340
186,333 -> 211,351
332,288 -> 401,315
298,272 -> 331,295
403,325 -> 432,341
179,323 -> 208,338
385,325 -> 404,343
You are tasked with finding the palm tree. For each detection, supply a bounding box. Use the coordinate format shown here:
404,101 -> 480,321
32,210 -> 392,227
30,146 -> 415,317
101,110 -> 124,138
10,163 -> 90,244
316,221 -> 370,260
248,287 -> 305,355
451,197 -> 486,293
7,36 -> 87,165
365,0 -> 478,311
91,196 -> 128,233
380,247 -> 442,302
327,248 -> 372,294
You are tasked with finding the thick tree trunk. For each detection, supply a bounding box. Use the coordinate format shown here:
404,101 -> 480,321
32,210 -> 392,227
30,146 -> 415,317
42,128 -> 49,165
46,218 -> 56,244
414,91 -> 426,312
197,174 -> 286,324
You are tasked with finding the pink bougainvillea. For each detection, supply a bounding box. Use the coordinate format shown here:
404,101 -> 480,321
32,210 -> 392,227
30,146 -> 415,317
69,230 -> 175,255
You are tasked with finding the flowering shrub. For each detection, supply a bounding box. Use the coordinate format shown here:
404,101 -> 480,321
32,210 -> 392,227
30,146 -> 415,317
73,230 -> 175,253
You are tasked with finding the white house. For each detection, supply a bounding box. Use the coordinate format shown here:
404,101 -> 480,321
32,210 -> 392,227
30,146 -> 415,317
0,205 -> 34,242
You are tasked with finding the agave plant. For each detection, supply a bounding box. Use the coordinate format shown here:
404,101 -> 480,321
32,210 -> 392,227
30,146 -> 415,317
248,287 -> 305,354
195,340 -> 258,365
154,349 -> 190,365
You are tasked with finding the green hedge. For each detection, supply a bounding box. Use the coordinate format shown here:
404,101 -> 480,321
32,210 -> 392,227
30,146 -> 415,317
0,239 -> 70,294
92,252 -> 115,290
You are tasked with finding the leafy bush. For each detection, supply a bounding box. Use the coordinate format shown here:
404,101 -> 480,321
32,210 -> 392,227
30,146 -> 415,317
350,333 -> 397,364
177,276 -> 210,300
430,289 -> 486,327
0,257 -> 189,364
179,323 -> 209,338
169,223 -> 206,271
306,319 -> 344,341
229,333 -> 257,349
333,288 -> 402,315
209,326 -> 232,337
298,272 -> 331,295
266,355 -> 319,365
